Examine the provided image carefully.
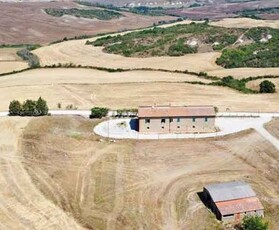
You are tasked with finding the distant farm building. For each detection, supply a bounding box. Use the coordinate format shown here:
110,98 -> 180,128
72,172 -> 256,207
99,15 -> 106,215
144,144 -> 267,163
203,181 -> 264,222
138,105 -> 216,133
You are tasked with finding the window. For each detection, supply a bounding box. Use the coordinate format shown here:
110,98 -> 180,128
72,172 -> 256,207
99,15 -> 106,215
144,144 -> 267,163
205,117 -> 208,122
177,118 -> 180,122
161,119 -> 166,123
192,118 -> 196,122
170,118 -> 173,122
145,119 -> 150,124
147,127 -> 150,129
223,214 -> 234,217
177,126 -> 180,128
193,126 -> 195,128
162,126 -> 164,129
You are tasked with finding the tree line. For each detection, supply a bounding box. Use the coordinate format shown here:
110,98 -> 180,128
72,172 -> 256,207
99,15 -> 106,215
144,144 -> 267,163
9,97 -> 49,116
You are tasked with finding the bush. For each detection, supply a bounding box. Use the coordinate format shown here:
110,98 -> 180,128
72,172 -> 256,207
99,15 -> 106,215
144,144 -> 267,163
259,80 -> 276,93
90,107 -> 109,119
8,97 -> 49,116
241,216 -> 268,230
9,100 -> 22,116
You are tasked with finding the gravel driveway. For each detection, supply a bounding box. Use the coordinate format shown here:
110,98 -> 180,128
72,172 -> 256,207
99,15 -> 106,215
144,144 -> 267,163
94,115 -> 279,150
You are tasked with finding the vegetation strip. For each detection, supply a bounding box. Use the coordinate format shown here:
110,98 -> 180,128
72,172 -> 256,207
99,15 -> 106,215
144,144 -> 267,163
44,8 -> 123,20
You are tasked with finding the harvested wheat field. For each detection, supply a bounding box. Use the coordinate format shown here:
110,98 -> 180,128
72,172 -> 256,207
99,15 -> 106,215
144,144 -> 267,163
15,116 -> 279,229
0,73 -> 279,112
0,62 -> 28,74
0,48 -> 28,74
0,68 -> 212,87
208,68 -> 279,79
210,18 -> 279,29
0,117 -> 84,229
34,41 -> 222,73
246,78 -> 279,92
265,118 -> 279,139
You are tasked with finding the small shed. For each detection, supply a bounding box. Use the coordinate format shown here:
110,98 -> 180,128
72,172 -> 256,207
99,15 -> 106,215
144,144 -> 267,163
203,181 -> 264,222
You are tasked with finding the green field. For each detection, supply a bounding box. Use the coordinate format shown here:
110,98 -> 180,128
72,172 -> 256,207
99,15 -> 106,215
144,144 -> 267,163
44,8 -> 123,20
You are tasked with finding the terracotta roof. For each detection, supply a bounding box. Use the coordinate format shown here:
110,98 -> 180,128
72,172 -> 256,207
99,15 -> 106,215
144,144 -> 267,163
204,181 -> 256,202
216,197 -> 264,216
138,105 -> 216,118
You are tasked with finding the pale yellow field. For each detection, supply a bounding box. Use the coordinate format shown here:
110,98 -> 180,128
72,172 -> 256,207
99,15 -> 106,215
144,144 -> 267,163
0,117 -> 84,229
0,48 -> 22,61
246,78 -> 279,92
34,41 -> 222,73
0,77 -> 278,112
33,17 -> 279,78
208,68 -> 279,79
0,68 -> 212,87
210,18 -> 279,29
0,62 -> 28,74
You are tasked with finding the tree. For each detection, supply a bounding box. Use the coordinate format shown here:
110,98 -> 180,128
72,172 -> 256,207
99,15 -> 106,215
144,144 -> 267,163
9,100 -> 22,116
22,100 -> 37,116
260,80 -> 276,93
241,216 -> 268,230
36,97 -> 49,116
90,107 -> 109,119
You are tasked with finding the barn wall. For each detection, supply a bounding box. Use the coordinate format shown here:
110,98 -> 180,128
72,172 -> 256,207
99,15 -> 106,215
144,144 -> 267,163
139,116 -> 215,133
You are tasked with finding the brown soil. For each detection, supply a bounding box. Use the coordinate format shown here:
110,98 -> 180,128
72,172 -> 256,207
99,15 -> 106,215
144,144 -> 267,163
0,1 -> 174,45
18,116 -> 279,229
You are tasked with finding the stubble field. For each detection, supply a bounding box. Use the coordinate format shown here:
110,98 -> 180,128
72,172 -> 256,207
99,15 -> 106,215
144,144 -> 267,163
0,48 -> 28,74
0,69 -> 278,112
6,115 -> 277,230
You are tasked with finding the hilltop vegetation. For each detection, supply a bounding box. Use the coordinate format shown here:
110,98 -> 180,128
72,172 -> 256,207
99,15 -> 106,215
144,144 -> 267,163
90,23 -> 244,57
217,27 -> 279,68
44,8 -> 123,20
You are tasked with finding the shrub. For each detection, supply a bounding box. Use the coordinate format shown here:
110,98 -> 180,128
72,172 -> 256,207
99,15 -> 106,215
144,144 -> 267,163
259,80 -> 276,93
22,100 -> 37,116
36,97 -> 49,115
241,216 -> 268,230
9,100 -> 22,116
90,107 -> 109,119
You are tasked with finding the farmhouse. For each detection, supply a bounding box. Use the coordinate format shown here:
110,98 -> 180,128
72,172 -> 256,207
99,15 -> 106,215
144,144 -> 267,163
203,181 -> 264,222
138,105 -> 216,133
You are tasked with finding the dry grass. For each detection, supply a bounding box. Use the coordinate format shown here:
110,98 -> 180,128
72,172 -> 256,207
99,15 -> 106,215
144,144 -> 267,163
17,116 -> 279,229
210,18 -> 279,29
265,118 -> 279,139
0,62 -> 28,74
208,68 -> 279,79
246,78 -> 279,92
0,117 -> 84,229
0,48 -> 28,74
0,78 -> 279,112
34,40 -> 222,72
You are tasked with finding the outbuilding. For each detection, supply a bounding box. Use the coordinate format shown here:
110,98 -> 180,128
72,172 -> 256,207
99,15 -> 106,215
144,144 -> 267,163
138,105 -> 216,133
203,181 -> 264,223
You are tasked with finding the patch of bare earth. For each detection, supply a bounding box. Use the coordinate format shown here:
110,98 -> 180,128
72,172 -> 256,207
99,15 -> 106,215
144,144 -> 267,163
19,116 -> 279,229
0,1 -> 174,45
